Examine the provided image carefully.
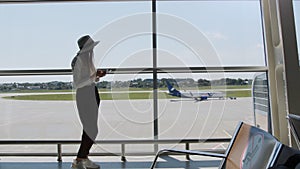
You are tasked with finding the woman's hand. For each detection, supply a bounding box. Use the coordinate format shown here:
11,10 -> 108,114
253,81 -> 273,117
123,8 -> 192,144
96,69 -> 106,82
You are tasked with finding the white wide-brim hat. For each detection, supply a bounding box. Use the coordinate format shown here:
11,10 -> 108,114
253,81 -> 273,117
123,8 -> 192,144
77,35 -> 100,52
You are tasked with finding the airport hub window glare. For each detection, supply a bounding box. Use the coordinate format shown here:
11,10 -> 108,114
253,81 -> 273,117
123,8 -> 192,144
0,0 -> 270,157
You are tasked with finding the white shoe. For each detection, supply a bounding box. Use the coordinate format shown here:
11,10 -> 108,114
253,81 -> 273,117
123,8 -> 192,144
71,159 -> 86,169
71,159 -> 100,169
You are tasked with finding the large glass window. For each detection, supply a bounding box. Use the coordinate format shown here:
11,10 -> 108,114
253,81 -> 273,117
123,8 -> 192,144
157,1 -> 265,67
0,0 -> 271,158
0,2 -> 151,70
0,1 -> 153,156
156,0 -> 267,141
156,72 -> 255,140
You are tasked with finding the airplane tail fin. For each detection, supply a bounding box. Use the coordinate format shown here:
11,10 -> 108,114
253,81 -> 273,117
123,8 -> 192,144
166,81 -> 173,92
166,81 -> 181,97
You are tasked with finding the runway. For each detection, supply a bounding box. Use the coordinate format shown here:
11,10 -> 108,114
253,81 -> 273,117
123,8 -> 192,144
0,94 -> 254,139
0,93 -> 262,155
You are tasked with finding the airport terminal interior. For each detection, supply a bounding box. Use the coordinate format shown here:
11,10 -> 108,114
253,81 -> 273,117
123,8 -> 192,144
1,0 -> 300,168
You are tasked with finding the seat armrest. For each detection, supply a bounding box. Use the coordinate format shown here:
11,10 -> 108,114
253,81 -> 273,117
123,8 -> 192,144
150,148 -> 225,169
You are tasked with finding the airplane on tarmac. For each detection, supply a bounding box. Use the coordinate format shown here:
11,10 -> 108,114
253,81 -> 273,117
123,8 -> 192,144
166,81 -> 236,102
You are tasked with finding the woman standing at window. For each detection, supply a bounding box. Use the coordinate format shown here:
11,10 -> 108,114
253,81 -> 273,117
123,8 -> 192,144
71,35 -> 106,169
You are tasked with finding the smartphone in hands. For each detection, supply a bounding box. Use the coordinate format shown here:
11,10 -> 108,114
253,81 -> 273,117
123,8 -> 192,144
95,69 -> 106,82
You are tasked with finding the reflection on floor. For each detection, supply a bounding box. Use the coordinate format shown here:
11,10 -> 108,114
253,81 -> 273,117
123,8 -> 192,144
0,156 -> 221,169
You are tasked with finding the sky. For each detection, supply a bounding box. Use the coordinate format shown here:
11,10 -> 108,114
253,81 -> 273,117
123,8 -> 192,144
0,1 -> 298,83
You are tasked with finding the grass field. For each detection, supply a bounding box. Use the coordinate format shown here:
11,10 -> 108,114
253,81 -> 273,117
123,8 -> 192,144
2,86 -> 251,101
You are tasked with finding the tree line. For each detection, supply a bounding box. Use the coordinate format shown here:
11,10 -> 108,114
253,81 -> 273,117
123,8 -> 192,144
0,78 -> 251,92
104,78 -> 251,89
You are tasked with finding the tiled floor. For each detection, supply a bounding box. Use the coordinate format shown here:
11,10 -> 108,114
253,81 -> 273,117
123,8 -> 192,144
0,156 -> 221,169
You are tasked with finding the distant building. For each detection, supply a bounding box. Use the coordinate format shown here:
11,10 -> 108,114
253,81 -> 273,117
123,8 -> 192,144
27,86 -> 41,90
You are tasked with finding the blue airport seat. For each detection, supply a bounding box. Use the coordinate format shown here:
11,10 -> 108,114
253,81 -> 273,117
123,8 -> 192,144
151,122 -> 288,169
